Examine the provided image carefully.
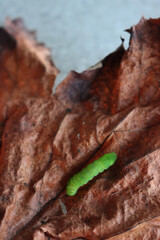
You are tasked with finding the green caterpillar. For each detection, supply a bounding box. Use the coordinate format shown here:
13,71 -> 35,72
66,152 -> 117,196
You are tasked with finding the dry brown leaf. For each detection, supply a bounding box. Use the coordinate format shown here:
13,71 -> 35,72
0,18 -> 58,140
0,17 -> 160,240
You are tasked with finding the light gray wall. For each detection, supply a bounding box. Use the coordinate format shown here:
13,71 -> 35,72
0,0 -> 160,88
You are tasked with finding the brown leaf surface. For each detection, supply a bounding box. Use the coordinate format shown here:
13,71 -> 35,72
0,17 -> 160,240
0,18 -> 58,140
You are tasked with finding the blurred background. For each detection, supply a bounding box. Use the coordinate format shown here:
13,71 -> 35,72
0,0 -> 160,88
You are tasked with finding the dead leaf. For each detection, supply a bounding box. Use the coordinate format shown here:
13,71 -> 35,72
0,18 -> 58,140
0,17 -> 160,240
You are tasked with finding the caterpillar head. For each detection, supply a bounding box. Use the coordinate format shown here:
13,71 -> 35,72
66,184 -> 78,196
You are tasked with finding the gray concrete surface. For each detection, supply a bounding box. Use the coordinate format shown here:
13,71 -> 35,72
0,0 -> 160,88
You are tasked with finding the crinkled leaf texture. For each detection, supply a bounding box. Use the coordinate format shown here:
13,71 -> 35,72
0,17 -> 160,240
